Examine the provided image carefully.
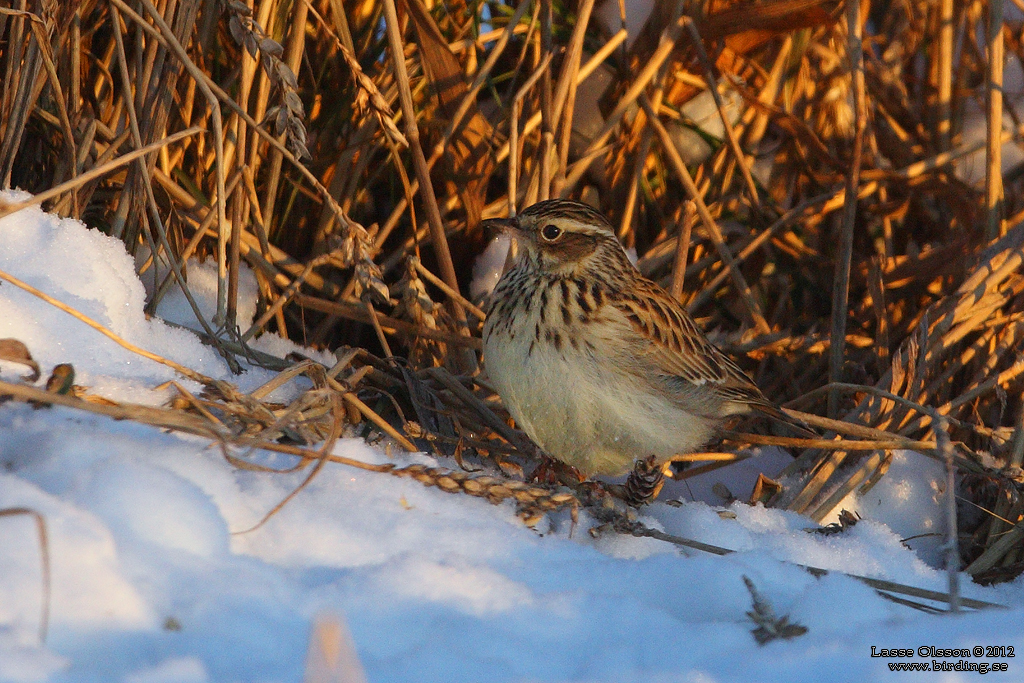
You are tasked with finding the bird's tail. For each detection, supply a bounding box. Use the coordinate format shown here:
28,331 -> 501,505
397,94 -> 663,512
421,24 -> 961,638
753,401 -> 817,439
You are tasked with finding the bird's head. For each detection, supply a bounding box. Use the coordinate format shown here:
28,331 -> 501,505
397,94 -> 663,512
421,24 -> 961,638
485,199 -> 631,277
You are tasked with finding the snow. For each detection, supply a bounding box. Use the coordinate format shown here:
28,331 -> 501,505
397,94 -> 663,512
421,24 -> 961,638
1,192 -> 1023,682
146,257 -> 261,334
829,450 -> 949,567
470,234 -> 511,300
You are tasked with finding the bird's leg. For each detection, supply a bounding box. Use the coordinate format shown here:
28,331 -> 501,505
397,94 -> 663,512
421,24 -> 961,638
621,455 -> 666,507
528,456 -> 622,509
528,453 -> 585,487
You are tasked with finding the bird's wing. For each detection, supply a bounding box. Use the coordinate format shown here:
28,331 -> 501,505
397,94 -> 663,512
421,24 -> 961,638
611,278 -> 780,416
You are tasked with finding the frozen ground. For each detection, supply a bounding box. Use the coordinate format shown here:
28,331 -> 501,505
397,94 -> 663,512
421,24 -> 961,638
0,192 -> 1022,682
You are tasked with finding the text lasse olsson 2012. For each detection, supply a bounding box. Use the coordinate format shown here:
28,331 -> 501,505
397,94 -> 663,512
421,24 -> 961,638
871,646 -> 1014,674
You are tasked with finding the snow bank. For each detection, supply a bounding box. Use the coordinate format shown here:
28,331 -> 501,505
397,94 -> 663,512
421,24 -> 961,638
0,192 -> 228,389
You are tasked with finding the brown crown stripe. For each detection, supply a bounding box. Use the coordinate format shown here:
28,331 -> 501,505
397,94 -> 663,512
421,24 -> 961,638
519,199 -> 613,230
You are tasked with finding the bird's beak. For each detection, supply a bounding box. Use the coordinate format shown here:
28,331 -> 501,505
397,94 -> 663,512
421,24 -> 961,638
481,216 -> 521,236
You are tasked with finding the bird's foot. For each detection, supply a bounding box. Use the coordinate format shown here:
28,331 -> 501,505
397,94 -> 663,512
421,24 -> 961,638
529,456 -> 585,487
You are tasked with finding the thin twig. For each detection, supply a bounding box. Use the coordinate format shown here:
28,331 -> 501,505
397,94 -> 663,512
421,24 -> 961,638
937,0 -> 953,150
669,201 -> 695,300
935,418 -> 961,612
364,300 -> 394,359
339,391 -> 418,453
0,127 -> 202,222
986,0 -> 1005,240
295,294 -> 483,350
381,0 -> 467,330
495,29 -> 628,166
828,0 -> 866,418
639,94 -> 770,333
27,20 -> 78,215
426,367 -> 534,452
681,17 -> 759,208
126,0 -> 229,325
509,54 -> 553,213
550,0 -> 596,194
618,131 -> 652,242
233,394 -> 346,534
685,189 -> 869,313
560,18 -> 687,192
606,515 -> 1004,611
108,0 -> 358,235
109,2 -> 224,359
0,267 -> 212,383
429,0 -> 533,164
721,431 -> 936,452
539,0 -> 553,200
410,256 -> 487,321
241,255 -> 331,342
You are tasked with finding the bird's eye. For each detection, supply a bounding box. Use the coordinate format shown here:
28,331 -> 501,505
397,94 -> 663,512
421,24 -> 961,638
540,224 -> 562,241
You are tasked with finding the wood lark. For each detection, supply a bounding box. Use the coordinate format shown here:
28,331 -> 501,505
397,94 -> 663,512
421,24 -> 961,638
482,199 -> 796,496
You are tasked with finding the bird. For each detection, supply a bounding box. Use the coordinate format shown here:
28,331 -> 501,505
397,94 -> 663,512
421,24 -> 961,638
482,198 -> 797,493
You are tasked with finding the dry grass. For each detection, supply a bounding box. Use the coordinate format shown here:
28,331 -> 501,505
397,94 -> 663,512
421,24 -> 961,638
1,0 -> 1023,585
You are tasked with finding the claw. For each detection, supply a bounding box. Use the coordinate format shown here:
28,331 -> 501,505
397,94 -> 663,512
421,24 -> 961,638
529,456 -> 584,487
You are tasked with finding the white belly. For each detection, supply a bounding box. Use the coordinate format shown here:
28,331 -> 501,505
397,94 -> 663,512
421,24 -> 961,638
483,307 -> 716,476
